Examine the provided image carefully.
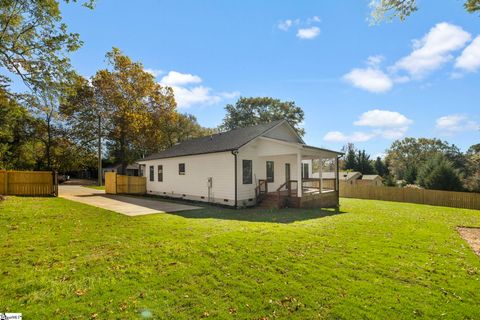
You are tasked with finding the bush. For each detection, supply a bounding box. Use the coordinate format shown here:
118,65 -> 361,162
417,155 -> 463,191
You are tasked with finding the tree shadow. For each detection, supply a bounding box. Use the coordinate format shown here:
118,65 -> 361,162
167,206 -> 346,224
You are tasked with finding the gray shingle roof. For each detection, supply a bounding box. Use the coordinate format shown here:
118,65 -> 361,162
141,120 -> 286,161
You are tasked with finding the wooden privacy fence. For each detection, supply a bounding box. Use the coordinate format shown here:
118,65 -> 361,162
0,170 -> 58,196
105,172 -> 146,195
340,182 -> 480,210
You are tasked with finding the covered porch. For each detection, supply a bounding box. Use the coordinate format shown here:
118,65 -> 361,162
255,145 -> 342,209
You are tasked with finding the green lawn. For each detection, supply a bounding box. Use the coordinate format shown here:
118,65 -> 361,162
1,197 -> 480,319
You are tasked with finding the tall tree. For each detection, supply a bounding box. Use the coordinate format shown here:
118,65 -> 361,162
464,143 -> 480,192
0,88 -> 38,169
61,74 -> 107,185
370,0 -> 480,23
374,156 -> 388,177
91,48 -> 178,174
385,137 -> 466,180
417,155 -> 463,191
355,150 -> 375,174
220,97 -> 305,136
0,0 -> 94,90
342,143 -> 357,171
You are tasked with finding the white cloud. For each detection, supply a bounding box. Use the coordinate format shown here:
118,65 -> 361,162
159,71 -> 238,108
393,22 -> 471,78
323,131 -> 375,143
343,67 -> 393,93
436,114 -> 479,134
144,68 -> 163,77
160,71 -> 202,86
354,109 -> 413,127
324,109 -> 412,143
297,26 -> 321,40
278,19 -> 294,31
455,35 -> 480,73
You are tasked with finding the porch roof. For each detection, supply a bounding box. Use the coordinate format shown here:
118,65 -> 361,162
300,145 -> 343,159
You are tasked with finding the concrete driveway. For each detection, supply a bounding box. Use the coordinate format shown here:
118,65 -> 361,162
59,185 -> 201,216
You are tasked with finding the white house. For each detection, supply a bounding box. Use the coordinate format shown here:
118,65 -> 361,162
137,120 -> 342,208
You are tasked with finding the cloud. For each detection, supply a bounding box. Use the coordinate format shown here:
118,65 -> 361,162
324,109 -> 412,143
343,66 -> 393,93
323,131 -> 375,143
278,19 -> 294,31
354,109 -> 413,127
160,71 -> 202,86
296,26 -> 321,40
144,68 -> 163,77
307,16 -> 321,24
393,22 -> 471,78
455,35 -> 480,73
435,114 -> 479,134
159,71 -> 238,108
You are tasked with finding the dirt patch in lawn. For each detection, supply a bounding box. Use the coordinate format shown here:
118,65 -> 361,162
458,227 -> 480,256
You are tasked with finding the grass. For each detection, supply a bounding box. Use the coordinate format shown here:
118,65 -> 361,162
1,197 -> 480,319
84,185 -> 105,190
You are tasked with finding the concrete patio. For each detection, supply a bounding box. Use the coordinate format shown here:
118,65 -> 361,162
59,185 -> 201,216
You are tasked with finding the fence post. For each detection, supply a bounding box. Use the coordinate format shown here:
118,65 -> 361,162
115,173 -> 118,195
52,170 -> 58,197
5,170 -> 9,195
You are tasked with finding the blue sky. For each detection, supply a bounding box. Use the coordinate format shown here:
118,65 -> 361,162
58,1 -> 480,155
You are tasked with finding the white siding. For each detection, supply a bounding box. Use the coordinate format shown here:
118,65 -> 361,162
138,151 -> 235,206
263,122 -> 302,143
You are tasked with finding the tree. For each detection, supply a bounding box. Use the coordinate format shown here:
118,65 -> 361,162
385,137 -> 466,180
464,143 -> 480,192
374,156 -> 388,177
342,143 -> 357,171
89,48 -> 178,174
370,0 -> 480,23
417,155 -> 463,191
220,97 -> 305,136
404,165 -> 417,185
61,74 -> 107,185
0,0 -> 94,90
0,88 -> 38,169
355,150 -> 375,174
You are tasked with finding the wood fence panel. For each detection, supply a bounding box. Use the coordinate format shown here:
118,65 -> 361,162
340,183 -> 480,210
0,170 -> 6,194
105,172 -> 117,194
105,173 -> 145,195
0,170 -> 55,196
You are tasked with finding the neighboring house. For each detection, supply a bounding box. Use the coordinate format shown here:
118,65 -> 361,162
312,171 -> 361,185
359,174 -> 383,186
137,120 -> 342,208
102,163 -> 141,179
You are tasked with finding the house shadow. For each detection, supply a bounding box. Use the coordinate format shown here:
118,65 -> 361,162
73,193 -> 346,223
165,206 -> 346,224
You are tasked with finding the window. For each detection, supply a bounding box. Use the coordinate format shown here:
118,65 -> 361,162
157,165 -> 163,182
266,161 -> 274,183
242,160 -> 252,184
149,165 -> 154,181
302,163 -> 309,179
179,163 -> 185,175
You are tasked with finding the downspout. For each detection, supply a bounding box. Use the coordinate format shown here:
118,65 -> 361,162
231,150 -> 238,208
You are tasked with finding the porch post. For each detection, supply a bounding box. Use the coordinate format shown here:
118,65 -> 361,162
318,157 -> 322,193
297,152 -> 302,197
